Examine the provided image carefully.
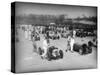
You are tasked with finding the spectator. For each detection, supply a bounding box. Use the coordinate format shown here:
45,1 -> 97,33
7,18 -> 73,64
41,35 -> 49,59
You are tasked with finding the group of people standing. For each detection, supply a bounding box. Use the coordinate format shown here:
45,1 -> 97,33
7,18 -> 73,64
18,24 -> 77,59
40,30 -> 76,59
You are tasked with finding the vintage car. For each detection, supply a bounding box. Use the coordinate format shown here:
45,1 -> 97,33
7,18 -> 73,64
38,46 -> 63,61
47,46 -> 63,61
52,34 -> 60,40
87,31 -> 95,36
76,30 -> 86,37
34,34 -> 40,41
73,41 -> 93,55
48,31 -> 60,40
76,29 -> 95,37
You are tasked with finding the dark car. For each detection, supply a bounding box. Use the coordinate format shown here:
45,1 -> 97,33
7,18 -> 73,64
34,34 -> 40,41
73,41 -> 92,55
47,46 -> 63,61
76,30 -> 86,37
48,31 -> 60,40
38,46 -> 63,61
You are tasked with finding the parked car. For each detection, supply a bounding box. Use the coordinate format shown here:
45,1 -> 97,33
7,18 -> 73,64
73,41 -> 92,55
48,31 -> 60,40
76,29 -> 95,37
47,46 -> 63,61
34,34 -> 40,41
38,46 -> 63,61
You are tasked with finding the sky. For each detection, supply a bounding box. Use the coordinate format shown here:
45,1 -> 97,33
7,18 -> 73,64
15,2 -> 97,18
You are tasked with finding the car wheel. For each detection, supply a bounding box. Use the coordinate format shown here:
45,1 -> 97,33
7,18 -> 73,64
38,47 -> 43,55
88,47 -> 92,53
59,50 -> 63,58
79,49 -> 83,55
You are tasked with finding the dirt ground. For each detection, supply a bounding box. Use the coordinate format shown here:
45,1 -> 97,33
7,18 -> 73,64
15,28 -> 97,73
